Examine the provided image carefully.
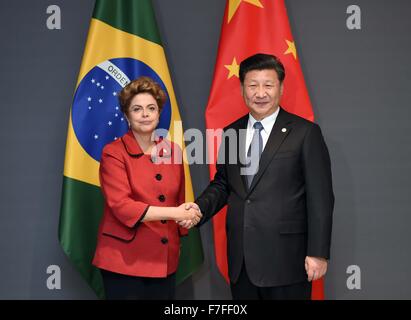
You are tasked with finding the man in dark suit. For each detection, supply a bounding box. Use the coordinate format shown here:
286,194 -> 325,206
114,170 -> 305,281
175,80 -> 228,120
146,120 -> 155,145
184,53 -> 334,299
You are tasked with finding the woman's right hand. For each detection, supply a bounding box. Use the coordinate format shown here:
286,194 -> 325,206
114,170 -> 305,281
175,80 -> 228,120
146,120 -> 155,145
143,204 -> 202,223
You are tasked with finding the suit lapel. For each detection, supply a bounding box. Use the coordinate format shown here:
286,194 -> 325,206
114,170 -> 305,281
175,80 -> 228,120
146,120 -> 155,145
247,108 -> 293,195
230,116 -> 249,196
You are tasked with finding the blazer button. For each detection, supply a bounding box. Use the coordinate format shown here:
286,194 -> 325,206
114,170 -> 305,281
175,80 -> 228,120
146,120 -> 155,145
161,220 -> 167,224
161,237 -> 168,244
155,174 -> 162,181
158,194 -> 166,202
246,199 -> 251,204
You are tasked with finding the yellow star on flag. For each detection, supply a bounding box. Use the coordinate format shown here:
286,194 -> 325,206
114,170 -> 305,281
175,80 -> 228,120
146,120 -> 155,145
228,0 -> 264,23
224,57 -> 240,79
284,39 -> 297,60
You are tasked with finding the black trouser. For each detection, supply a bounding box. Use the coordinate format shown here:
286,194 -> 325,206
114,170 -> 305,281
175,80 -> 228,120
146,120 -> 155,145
101,269 -> 176,300
230,261 -> 311,300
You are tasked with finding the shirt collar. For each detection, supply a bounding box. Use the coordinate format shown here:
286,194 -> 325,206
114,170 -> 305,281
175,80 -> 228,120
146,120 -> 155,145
248,106 -> 280,132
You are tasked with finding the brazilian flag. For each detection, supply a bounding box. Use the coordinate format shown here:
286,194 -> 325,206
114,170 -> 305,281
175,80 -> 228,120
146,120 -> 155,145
58,0 -> 204,299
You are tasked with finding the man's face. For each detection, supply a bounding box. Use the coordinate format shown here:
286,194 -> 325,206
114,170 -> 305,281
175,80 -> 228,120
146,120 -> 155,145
241,69 -> 284,121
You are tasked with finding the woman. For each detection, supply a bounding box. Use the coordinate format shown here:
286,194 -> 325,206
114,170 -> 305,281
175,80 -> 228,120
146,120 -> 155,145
92,76 -> 201,300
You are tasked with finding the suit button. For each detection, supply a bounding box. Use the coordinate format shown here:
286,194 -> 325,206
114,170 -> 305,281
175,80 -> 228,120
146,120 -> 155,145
161,220 -> 167,224
246,199 -> 251,204
158,194 -> 166,202
161,237 -> 168,244
155,174 -> 162,181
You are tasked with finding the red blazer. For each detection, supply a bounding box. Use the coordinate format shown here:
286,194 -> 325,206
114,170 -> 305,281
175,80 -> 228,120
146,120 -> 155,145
92,130 -> 188,277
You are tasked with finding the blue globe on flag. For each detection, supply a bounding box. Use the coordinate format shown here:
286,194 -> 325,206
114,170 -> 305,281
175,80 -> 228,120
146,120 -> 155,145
71,58 -> 172,161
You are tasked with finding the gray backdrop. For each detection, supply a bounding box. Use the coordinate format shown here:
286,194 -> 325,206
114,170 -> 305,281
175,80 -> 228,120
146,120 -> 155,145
0,0 -> 410,299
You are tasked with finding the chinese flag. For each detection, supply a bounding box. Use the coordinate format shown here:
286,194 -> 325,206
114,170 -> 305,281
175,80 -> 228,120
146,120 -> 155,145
205,0 -> 323,299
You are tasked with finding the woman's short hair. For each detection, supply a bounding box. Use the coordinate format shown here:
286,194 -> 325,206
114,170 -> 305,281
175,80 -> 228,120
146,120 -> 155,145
118,76 -> 167,115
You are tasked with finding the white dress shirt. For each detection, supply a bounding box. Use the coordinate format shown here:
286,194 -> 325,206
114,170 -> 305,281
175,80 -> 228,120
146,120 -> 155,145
245,107 -> 280,160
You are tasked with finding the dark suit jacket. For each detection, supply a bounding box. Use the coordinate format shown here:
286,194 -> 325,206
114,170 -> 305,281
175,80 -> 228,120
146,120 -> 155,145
196,108 -> 334,287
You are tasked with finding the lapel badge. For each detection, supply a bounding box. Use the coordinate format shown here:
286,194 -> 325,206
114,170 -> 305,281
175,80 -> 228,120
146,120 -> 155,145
281,128 -> 287,133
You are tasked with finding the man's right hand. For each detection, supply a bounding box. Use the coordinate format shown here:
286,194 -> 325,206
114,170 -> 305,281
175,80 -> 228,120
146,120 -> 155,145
175,203 -> 202,228
177,202 -> 202,229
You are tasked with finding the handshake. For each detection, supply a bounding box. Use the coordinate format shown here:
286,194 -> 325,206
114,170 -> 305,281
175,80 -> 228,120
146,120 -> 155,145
175,202 -> 203,229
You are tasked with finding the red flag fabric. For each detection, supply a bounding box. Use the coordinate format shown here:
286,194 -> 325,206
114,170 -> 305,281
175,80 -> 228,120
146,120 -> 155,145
205,0 -> 323,299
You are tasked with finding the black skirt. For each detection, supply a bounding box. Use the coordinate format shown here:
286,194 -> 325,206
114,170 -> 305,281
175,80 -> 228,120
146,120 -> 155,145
100,269 -> 176,300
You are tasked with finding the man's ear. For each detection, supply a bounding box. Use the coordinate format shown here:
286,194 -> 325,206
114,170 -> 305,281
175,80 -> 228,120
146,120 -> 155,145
280,83 -> 284,96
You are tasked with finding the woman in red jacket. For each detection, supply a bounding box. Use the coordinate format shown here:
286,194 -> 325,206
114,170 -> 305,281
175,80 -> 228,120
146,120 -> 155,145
92,76 -> 201,300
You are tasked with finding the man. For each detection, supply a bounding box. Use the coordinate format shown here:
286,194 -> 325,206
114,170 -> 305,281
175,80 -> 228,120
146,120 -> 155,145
185,53 -> 334,299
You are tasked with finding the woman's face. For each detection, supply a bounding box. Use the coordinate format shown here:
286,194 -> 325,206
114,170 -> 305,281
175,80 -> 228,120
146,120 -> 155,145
126,93 -> 160,135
